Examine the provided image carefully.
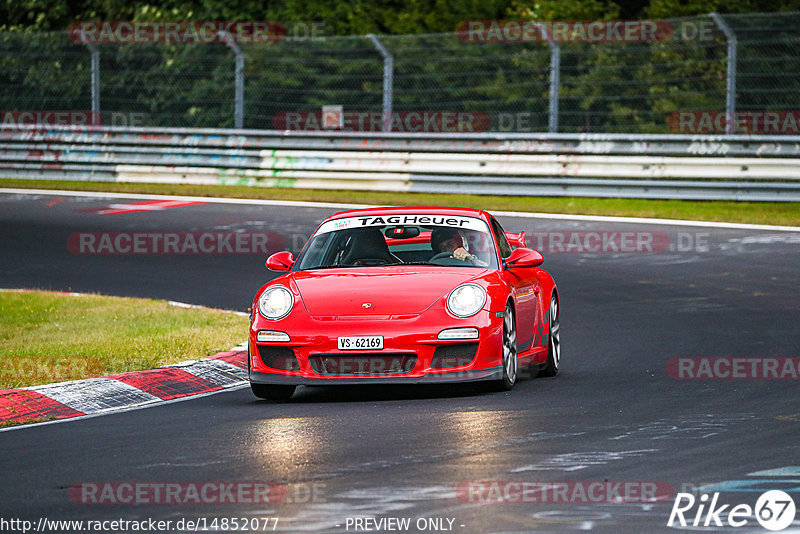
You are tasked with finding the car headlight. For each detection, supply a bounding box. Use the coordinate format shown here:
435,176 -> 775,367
447,284 -> 487,318
258,286 -> 294,320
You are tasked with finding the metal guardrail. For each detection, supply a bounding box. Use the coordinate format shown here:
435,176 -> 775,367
2,126 -> 800,201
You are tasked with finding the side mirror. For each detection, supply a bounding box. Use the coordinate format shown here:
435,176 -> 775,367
505,231 -> 526,249
266,251 -> 294,272
505,247 -> 544,268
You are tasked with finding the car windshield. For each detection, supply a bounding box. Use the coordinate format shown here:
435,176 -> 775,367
294,214 -> 499,270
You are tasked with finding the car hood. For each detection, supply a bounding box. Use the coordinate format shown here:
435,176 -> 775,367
291,268 -> 488,316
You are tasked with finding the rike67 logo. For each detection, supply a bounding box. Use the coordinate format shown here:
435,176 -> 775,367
668,490 -> 796,531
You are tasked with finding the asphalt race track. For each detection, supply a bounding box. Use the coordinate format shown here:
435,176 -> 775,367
1,189 -> 799,533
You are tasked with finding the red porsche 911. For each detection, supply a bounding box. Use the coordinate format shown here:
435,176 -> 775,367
248,207 -> 559,400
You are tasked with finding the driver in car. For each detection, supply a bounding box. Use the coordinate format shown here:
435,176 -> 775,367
430,227 -> 488,266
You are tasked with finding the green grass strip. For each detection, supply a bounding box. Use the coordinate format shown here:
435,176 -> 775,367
0,289 -> 248,390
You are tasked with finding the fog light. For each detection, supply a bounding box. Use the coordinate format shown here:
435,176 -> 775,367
257,330 -> 290,342
437,327 -> 479,340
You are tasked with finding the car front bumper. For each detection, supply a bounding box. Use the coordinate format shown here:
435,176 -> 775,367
249,366 -> 503,385
249,309 -> 505,385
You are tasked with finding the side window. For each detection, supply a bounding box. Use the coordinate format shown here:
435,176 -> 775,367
491,218 -> 513,259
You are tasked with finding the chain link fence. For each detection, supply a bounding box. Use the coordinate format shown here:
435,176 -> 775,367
1,12 -> 799,133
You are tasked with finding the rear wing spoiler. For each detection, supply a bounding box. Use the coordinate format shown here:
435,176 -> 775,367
505,231 -> 526,249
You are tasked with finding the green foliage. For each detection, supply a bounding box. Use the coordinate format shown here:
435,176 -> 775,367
3,0 -> 800,34
646,0 -> 800,18
508,0 -> 621,20
1,3 -> 799,133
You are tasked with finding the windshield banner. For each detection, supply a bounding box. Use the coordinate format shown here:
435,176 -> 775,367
316,215 -> 488,235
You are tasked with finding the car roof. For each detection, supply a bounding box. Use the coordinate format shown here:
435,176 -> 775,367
325,206 -> 491,222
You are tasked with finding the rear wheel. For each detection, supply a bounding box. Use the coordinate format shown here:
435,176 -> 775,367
250,383 -> 296,401
493,303 -> 517,391
540,294 -> 560,377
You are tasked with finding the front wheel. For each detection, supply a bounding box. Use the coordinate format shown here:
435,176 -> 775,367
493,303 -> 518,391
539,294 -> 560,377
250,383 -> 296,400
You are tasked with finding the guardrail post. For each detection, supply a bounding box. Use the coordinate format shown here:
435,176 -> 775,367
710,13 -> 737,135
536,25 -> 560,133
83,42 -> 101,126
367,34 -> 394,132
219,31 -> 245,129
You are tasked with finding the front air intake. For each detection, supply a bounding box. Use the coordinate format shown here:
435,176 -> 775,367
430,343 -> 478,369
257,346 -> 300,371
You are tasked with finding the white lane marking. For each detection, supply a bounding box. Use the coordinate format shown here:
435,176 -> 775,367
748,467 -> 800,477
28,378 -> 160,414
608,414 -> 755,441
168,299 -> 249,316
509,449 -> 659,473
2,187 -> 800,231
0,288 -> 86,297
0,187 -> 369,210
734,235 -> 800,243
491,209 -> 800,232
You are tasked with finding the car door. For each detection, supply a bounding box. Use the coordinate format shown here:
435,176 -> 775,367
491,217 -> 539,356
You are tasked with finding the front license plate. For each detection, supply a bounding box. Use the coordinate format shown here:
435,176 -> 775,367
338,336 -> 384,350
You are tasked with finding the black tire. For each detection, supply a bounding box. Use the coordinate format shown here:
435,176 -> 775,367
493,303 -> 518,391
250,383 -> 296,400
540,294 -> 560,377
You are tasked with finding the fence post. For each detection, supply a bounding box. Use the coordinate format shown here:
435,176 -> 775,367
710,13 -> 737,135
219,31 -> 245,129
367,34 -> 394,132
83,42 -> 100,126
536,24 -> 560,133
548,42 -> 561,133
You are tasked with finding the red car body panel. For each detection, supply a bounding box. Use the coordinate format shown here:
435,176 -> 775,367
249,207 -> 557,386
292,268 -> 486,316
